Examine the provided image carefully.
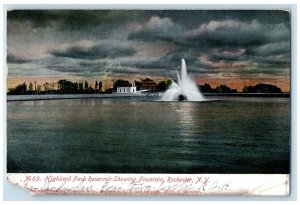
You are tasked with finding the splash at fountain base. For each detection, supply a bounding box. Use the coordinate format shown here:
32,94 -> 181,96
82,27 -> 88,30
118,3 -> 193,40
178,94 -> 187,101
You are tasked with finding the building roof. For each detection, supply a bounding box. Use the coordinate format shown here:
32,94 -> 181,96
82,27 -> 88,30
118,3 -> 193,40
117,86 -> 136,88
141,78 -> 154,83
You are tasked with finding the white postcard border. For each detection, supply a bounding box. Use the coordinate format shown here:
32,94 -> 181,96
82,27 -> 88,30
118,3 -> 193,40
7,173 -> 289,196
2,1 -> 298,202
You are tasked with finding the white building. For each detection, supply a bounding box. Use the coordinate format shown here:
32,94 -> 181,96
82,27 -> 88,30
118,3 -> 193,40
117,86 -> 137,94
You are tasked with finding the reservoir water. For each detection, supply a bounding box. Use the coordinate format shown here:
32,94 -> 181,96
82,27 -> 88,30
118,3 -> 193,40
7,96 -> 290,173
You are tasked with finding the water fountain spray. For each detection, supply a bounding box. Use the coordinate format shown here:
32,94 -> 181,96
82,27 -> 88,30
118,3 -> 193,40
161,59 -> 205,101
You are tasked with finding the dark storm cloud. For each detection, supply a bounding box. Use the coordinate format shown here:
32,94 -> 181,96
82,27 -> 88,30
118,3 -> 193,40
43,55 -> 108,74
209,54 -> 245,62
78,61 -> 106,67
7,10 -> 291,81
149,10 -> 290,29
255,55 -> 290,68
7,10 -> 144,30
7,54 -> 33,64
46,60 -> 107,73
247,41 -> 290,57
129,16 -> 289,48
158,51 -> 210,69
122,51 -> 209,71
8,10 -> 290,30
47,65 -> 101,73
68,62 -> 144,76
183,20 -> 266,47
127,12 -> 290,77
49,43 -> 136,60
234,67 -> 288,76
208,48 -> 247,62
128,16 -> 184,42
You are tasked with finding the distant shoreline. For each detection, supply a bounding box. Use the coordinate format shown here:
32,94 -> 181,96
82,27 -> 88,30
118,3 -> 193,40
6,93 -> 151,101
202,93 -> 290,97
6,92 -> 290,101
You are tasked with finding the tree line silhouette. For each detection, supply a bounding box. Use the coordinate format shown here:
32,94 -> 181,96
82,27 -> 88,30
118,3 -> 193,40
7,79 -> 283,95
7,80 -> 103,95
198,83 -> 282,93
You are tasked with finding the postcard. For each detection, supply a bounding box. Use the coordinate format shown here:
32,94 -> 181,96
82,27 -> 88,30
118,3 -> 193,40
6,9 -> 291,196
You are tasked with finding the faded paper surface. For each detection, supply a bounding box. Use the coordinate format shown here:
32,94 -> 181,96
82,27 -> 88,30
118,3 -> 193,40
7,174 -> 289,196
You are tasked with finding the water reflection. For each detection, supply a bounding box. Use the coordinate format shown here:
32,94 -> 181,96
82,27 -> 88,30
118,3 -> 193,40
168,102 -> 201,161
175,103 -> 198,138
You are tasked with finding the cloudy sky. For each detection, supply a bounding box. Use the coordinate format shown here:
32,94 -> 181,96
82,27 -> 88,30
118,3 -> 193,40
7,10 -> 290,91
